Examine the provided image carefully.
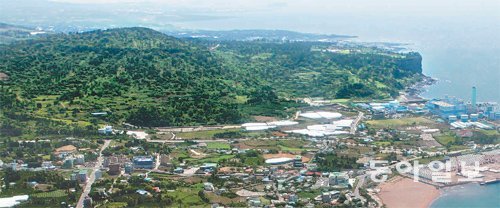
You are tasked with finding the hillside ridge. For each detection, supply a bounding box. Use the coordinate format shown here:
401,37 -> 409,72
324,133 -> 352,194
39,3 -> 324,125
0,27 -> 423,133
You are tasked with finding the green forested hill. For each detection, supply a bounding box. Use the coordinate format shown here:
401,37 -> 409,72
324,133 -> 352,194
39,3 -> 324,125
208,40 -> 423,98
0,27 -> 423,136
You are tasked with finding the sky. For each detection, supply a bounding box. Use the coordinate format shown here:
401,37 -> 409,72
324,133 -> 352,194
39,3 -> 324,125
47,0 -> 498,15
2,0 -> 498,36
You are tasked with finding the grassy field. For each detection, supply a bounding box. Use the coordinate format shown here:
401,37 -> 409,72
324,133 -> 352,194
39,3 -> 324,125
206,142 -> 231,150
278,139 -> 308,148
167,184 -> 208,207
238,139 -> 310,152
330,98 -> 350,104
435,134 -> 456,145
278,145 -> 305,152
101,202 -> 128,208
418,155 -> 445,164
31,190 -> 67,198
297,189 -> 322,199
448,145 -> 468,151
177,128 -> 241,139
373,141 -> 392,146
367,117 -> 435,129
205,192 -> 244,205
374,153 -> 389,159
479,129 -> 500,136
278,139 -> 312,152
185,154 -> 235,164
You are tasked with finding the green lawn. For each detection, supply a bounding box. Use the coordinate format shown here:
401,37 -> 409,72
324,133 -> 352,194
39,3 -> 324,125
206,142 -> 231,150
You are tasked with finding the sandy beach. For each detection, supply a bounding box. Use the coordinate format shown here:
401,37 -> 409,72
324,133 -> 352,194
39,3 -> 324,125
378,176 -> 440,208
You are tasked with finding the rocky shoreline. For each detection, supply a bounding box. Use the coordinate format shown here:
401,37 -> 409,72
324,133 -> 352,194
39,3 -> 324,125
399,75 -> 437,102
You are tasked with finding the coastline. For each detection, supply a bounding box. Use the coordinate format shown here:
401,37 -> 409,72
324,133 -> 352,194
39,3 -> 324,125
376,176 -> 497,207
378,177 -> 500,208
377,176 -> 440,208
430,181 -> 500,208
398,75 -> 437,102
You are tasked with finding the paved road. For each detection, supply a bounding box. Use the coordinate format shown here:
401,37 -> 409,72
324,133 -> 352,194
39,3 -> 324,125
76,140 -> 111,208
353,174 -> 367,200
350,111 -> 364,135
146,138 -> 253,144
145,153 -> 161,178
146,138 -> 232,143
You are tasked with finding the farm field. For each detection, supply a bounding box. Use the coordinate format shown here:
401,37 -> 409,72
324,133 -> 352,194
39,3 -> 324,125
206,142 -> 231,150
434,134 -> 456,145
367,117 -> 435,129
31,190 -> 67,198
185,154 -> 235,164
177,129 -> 241,139
479,129 -> 500,137
100,202 -> 128,208
234,139 -> 311,152
167,185 -> 208,207
373,141 -> 392,147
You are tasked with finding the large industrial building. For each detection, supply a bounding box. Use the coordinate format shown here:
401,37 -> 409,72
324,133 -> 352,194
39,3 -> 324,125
426,97 -> 467,119
427,87 -> 500,125
133,156 -> 155,169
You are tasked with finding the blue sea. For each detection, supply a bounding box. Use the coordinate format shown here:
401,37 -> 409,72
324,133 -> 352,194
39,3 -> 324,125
431,183 -> 500,208
173,1 -> 500,103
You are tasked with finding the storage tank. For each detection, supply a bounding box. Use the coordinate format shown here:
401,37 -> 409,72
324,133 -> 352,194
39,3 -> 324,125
470,114 -> 479,122
448,115 -> 457,123
460,114 -> 469,122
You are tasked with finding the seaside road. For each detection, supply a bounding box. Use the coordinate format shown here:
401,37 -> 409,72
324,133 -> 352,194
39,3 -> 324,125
76,139 -> 111,208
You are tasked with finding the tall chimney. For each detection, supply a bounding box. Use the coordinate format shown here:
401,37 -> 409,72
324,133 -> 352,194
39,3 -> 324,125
471,86 -> 477,112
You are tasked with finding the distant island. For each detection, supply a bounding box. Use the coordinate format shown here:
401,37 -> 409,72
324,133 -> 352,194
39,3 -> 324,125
163,29 -> 357,42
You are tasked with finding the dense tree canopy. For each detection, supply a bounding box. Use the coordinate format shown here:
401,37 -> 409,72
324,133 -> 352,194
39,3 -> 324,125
0,27 -> 423,133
